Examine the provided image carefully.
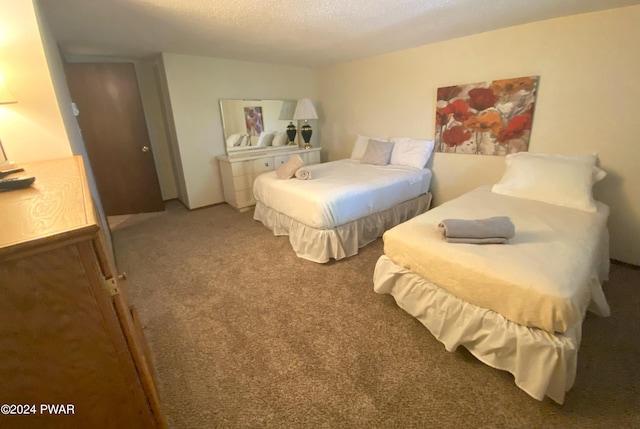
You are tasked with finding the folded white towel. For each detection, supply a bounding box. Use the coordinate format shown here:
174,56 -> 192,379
276,155 -> 305,179
438,216 -> 515,244
294,167 -> 311,180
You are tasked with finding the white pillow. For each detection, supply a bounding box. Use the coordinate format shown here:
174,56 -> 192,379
350,135 -> 388,160
226,133 -> 243,147
389,137 -> 435,169
271,132 -> 288,147
510,152 -> 607,183
360,139 -> 395,165
491,152 -> 606,212
256,132 -> 275,147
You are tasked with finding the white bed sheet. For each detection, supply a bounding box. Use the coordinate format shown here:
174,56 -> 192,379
253,159 -> 432,229
383,186 -> 610,333
254,193 -> 431,263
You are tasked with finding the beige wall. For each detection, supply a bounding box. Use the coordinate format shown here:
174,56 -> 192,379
0,0 -> 72,162
161,53 -> 317,209
318,6 -> 640,265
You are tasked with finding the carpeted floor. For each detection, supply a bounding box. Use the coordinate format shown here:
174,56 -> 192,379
111,200 -> 640,429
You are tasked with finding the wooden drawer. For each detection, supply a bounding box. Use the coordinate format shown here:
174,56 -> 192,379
274,152 -> 320,167
233,174 -> 254,191
236,188 -> 256,208
274,154 -> 291,167
230,160 -> 250,177
251,157 -> 275,173
230,157 -> 274,177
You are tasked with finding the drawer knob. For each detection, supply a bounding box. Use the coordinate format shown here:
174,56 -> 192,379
265,162 -> 269,167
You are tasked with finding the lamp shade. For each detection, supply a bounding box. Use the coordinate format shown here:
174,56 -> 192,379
0,74 -> 16,105
293,98 -> 318,121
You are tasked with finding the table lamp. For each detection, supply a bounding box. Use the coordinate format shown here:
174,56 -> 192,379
293,98 -> 318,149
278,100 -> 297,145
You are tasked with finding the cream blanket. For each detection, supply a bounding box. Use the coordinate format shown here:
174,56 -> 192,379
383,186 -> 610,333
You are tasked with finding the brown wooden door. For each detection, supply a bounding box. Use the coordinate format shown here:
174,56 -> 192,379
65,62 -> 164,216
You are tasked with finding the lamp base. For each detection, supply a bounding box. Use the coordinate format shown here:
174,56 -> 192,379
300,123 -> 312,149
286,122 -> 297,146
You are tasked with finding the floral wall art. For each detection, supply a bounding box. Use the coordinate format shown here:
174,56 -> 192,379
244,106 -> 264,136
435,76 -> 539,155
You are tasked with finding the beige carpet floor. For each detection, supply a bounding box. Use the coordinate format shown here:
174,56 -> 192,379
111,200 -> 640,429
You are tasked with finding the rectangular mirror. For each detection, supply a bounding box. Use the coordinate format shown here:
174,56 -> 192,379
220,99 -> 299,156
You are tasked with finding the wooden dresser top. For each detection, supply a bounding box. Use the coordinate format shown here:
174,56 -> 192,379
0,156 -> 98,258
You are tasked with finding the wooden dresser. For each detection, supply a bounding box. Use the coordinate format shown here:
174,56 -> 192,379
0,157 -> 166,428
218,147 -> 321,212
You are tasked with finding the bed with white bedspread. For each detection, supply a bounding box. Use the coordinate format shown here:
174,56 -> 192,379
373,152 -> 611,404
253,136 -> 435,263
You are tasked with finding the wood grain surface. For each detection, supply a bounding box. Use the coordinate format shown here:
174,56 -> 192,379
0,156 -> 163,428
0,157 -> 97,259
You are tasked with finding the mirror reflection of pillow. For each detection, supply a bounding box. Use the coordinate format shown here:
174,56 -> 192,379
272,132 -> 288,147
256,132 -> 276,147
226,133 -> 243,147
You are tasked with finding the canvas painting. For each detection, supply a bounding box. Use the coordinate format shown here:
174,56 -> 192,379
244,106 -> 264,136
435,76 -> 539,155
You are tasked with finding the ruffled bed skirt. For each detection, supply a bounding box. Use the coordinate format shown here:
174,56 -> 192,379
373,255 -> 585,405
253,193 -> 432,263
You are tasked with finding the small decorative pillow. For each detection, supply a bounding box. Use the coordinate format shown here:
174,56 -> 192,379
491,152 -> 605,212
390,137 -> 435,169
360,139 -> 395,166
271,132 -> 288,147
350,135 -> 388,160
256,132 -> 276,147
275,155 -> 305,179
226,133 -> 243,147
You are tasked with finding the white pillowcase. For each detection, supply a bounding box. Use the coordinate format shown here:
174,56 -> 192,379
256,132 -> 275,147
271,132 -> 288,147
491,152 -> 606,212
360,139 -> 395,165
389,137 -> 435,169
350,135 -> 388,160
226,133 -> 243,147
513,152 -> 607,183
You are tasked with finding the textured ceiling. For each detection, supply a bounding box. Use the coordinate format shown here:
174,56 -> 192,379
39,0 -> 640,68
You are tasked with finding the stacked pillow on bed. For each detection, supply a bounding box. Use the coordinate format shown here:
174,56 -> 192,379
350,135 -> 435,169
491,152 -> 606,213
